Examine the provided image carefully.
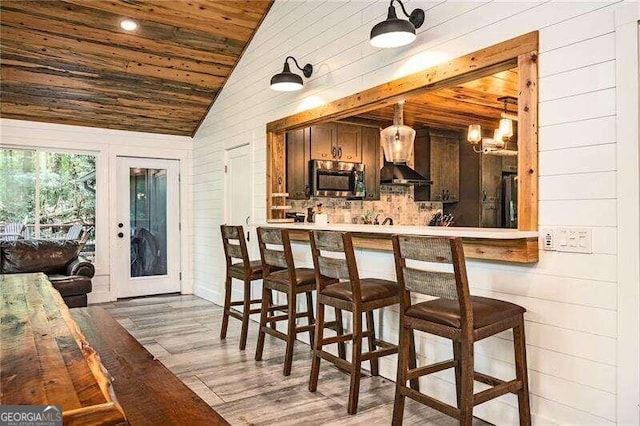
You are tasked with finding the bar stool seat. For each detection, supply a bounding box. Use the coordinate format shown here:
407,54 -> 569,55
266,267 -> 318,288
229,260 -> 264,278
320,278 -> 398,303
406,296 -> 525,329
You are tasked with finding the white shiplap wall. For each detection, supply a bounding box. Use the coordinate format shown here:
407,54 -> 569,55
0,118 -> 194,303
192,1 -> 638,424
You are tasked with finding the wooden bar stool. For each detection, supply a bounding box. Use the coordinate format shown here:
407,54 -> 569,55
255,227 -> 338,376
219,225 -> 264,351
308,230 -> 401,415
391,235 -> 531,425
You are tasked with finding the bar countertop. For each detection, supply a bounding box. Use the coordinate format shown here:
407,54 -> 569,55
263,222 -> 538,239
261,222 -> 539,264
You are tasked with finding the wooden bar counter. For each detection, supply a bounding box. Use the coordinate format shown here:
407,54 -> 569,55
0,273 -> 126,425
264,223 -> 539,264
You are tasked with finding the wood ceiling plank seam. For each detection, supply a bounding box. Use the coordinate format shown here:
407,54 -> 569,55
0,65 -> 215,105
59,0 -> 257,42
0,108 -> 196,136
143,0 -> 270,29
0,85 -> 209,115
0,3 -> 248,58
0,48 -> 226,92
0,104 -> 199,127
0,25 -> 234,80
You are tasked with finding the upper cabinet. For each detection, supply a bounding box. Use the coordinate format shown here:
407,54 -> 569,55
414,129 -> 461,202
309,123 -> 362,162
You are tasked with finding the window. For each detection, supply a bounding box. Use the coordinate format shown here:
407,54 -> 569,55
0,148 -> 97,260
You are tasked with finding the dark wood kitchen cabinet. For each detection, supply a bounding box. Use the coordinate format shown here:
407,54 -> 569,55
286,128 -> 310,200
414,128 -> 461,202
309,122 -> 361,162
336,123 -> 362,162
361,126 -> 381,200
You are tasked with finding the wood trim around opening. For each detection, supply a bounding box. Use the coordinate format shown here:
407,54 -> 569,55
265,31 -> 539,261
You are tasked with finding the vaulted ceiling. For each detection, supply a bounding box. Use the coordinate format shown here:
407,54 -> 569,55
0,0 -> 272,136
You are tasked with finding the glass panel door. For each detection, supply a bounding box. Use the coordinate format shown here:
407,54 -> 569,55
116,157 -> 180,298
130,168 -> 168,277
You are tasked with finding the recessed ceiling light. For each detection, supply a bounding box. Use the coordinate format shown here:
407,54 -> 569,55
120,19 -> 138,31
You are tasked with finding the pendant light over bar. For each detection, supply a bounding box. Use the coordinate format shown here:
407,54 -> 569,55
270,56 -> 313,92
370,0 -> 425,48
380,102 -> 415,163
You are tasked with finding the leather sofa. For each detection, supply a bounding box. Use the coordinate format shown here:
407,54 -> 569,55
0,240 -> 93,308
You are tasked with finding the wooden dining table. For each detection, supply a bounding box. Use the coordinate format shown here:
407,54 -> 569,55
1,272 -> 229,425
0,272 -> 126,425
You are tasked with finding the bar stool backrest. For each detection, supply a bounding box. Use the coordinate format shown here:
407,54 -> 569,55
221,225 -> 250,271
392,235 -> 473,328
257,227 -> 296,279
309,230 -> 361,297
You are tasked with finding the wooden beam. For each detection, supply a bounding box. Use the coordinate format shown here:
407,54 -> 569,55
517,49 -> 539,231
266,32 -> 537,133
286,230 -> 538,264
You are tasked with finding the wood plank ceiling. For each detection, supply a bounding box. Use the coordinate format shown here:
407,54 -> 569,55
0,0 -> 272,136
355,68 -> 519,132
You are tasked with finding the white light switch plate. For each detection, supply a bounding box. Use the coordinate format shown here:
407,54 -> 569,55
554,227 -> 592,253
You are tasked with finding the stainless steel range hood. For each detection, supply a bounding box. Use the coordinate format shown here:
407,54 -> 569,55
380,162 -> 432,186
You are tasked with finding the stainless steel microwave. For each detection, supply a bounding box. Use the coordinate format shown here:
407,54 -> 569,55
310,160 -> 365,198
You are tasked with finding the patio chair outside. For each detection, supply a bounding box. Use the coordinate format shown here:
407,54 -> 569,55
0,223 -> 26,241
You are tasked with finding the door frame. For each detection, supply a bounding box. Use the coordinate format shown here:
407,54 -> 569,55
110,155 -> 185,299
223,143 -> 254,226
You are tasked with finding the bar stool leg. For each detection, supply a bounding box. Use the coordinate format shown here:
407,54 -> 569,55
334,308 -> 346,360
365,311 -> 378,376
347,311 -> 363,415
220,276 -> 232,340
459,338 -> 474,426
453,340 -> 463,408
408,329 -> 419,391
267,289 -> 276,330
309,302 -> 325,392
514,316 -> 532,426
239,279 -> 251,350
255,287 -> 270,361
305,291 -> 315,347
392,323 -> 410,426
283,292 -> 297,376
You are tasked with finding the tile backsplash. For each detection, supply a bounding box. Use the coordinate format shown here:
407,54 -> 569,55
288,185 -> 443,226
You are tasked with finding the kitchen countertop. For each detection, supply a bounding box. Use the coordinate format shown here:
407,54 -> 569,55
262,222 -> 538,240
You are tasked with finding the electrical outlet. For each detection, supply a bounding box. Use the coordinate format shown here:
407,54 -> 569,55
541,228 -> 554,250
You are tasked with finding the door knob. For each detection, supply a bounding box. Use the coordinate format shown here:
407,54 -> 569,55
117,232 -> 124,238
118,223 -> 124,228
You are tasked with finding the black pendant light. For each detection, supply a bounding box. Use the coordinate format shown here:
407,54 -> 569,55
370,0 -> 425,48
270,56 -> 313,92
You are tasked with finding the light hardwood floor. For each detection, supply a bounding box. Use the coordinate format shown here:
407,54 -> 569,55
101,294 -> 487,426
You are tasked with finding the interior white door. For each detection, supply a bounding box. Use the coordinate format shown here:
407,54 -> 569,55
115,157 -> 181,298
226,145 -> 252,231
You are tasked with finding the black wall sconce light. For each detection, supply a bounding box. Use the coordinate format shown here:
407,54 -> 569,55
270,56 -> 313,92
370,0 -> 425,48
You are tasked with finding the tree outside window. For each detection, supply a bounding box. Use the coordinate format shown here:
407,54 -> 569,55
0,148 -> 97,260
